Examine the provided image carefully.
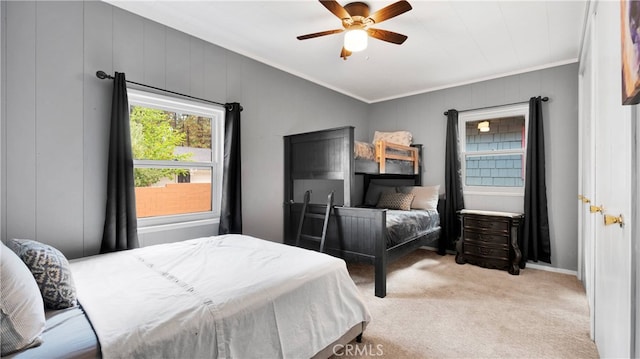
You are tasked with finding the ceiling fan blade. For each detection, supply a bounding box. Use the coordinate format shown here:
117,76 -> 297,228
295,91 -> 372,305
340,47 -> 352,60
368,0 -> 412,24
320,0 -> 352,20
367,28 -> 408,44
297,29 -> 344,40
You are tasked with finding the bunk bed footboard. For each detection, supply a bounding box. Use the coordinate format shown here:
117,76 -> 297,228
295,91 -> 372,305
330,208 -> 441,298
285,204 -> 389,297
332,207 -> 388,298
286,204 -> 442,298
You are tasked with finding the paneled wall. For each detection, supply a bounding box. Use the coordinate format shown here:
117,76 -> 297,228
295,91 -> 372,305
0,1 -> 369,258
368,64 -> 579,271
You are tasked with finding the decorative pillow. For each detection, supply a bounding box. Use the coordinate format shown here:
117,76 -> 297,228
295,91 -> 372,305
7,239 -> 77,310
372,130 -> 413,147
1,242 -> 45,356
397,185 -> 440,210
376,192 -> 415,211
364,183 -> 397,206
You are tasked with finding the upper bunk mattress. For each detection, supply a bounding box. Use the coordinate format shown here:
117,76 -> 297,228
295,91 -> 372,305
354,141 -> 416,162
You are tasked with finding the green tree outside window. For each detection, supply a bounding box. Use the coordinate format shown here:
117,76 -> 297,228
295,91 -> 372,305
130,106 -> 194,187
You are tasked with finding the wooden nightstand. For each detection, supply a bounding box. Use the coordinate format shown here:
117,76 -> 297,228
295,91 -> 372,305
455,209 -> 524,275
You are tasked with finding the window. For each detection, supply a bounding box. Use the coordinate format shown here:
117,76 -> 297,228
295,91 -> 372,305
127,89 -> 224,227
458,103 -> 529,195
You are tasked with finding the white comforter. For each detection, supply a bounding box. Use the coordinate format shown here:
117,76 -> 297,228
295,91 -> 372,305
70,235 -> 371,359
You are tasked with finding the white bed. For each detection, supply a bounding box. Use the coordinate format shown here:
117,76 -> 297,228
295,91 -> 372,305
69,234 -> 371,359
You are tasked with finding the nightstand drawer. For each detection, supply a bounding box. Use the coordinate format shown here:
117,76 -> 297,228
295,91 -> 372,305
464,231 -> 509,245
463,242 -> 509,261
464,217 -> 509,233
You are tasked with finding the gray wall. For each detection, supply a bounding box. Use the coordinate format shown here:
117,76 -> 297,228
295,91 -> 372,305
0,1 -> 580,272
368,64 -> 580,271
0,1 -> 369,258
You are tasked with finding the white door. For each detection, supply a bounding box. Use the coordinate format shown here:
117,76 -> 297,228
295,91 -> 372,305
591,2 -> 633,356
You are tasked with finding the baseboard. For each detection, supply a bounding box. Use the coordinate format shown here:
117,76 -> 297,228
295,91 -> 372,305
525,262 -> 577,276
420,246 -> 578,276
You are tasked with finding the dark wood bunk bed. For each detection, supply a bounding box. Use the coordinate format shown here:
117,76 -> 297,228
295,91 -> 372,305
283,126 -> 442,298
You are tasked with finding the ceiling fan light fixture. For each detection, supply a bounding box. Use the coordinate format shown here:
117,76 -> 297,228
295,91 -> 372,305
344,28 -> 368,52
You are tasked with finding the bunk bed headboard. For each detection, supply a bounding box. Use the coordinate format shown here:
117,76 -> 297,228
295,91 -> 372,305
284,126 -> 358,207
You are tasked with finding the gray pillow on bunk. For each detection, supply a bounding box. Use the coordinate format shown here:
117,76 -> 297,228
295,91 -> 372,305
364,183 -> 397,206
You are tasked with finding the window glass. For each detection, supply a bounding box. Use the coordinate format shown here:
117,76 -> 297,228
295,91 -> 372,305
134,168 -> 212,218
458,104 -> 528,194
127,89 -> 224,226
464,116 -> 525,187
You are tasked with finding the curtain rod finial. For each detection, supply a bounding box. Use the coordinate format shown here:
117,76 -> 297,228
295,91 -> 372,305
96,70 -> 111,80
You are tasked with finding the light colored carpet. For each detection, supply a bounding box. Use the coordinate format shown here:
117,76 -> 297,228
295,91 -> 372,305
337,249 -> 599,359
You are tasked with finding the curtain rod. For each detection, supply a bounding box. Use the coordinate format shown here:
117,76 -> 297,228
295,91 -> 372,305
443,97 -> 549,116
96,70 -> 228,109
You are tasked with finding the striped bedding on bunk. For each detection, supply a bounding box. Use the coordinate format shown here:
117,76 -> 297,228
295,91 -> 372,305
385,209 -> 440,247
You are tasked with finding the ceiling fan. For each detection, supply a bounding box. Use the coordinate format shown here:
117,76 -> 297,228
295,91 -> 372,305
297,0 -> 413,60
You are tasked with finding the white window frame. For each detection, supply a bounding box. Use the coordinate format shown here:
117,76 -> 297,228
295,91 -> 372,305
458,103 -> 529,196
127,88 -> 225,228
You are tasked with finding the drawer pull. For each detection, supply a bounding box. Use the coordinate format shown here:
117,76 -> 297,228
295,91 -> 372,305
479,247 -> 492,255
474,234 -> 507,244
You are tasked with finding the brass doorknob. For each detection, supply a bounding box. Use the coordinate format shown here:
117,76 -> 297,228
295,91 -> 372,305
604,214 -> 624,228
578,195 -> 591,204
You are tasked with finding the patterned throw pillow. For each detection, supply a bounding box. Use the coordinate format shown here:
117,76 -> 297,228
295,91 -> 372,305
376,192 -> 415,211
7,239 -> 77,309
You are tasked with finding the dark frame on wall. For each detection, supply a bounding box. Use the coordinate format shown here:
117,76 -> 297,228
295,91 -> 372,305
621,0 -> 640,105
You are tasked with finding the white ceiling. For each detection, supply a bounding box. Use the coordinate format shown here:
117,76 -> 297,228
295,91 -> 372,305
103,0 -> 588,104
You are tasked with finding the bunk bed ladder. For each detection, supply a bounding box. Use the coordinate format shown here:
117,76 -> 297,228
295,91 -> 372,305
295,190 -> 334,253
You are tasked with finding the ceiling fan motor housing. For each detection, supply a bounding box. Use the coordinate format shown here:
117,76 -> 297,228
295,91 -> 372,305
344,2 -> 370,19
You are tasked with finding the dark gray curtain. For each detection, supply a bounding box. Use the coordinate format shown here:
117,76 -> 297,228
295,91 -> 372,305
520,97 -> 551,267
441,109 -> 465,255
100,72 -> 139,253
218,103 -> 243,234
